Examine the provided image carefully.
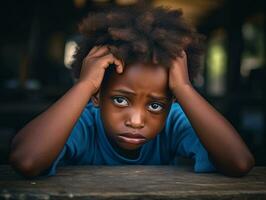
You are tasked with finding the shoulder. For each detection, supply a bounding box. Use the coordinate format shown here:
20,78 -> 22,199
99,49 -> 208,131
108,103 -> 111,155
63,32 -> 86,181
68,101 -> 98,141
67,102 -> 97,149
166,103 -> 190,127
78,101 -> 98,126
169,102 -> 183,114
163,102 -> 194,141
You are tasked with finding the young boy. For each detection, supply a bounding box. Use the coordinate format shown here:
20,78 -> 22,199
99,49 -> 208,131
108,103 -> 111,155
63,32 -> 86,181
9,6 -> 254,178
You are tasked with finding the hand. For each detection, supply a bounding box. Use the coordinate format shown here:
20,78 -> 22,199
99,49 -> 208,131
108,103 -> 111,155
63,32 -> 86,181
78,45 -> 124,94
169,51 -> 192,98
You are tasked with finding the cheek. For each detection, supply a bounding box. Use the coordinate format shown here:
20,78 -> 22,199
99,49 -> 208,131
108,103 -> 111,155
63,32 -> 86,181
150,116 -> 166,129
100,107 -> 125,132
145,113 -> 168,136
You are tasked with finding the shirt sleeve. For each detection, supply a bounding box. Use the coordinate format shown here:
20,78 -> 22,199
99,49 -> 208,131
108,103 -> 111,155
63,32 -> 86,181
41,105 -> 95,176
167,103 -> 216,173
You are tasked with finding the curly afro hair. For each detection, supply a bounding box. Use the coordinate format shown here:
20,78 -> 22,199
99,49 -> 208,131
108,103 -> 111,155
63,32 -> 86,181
71,5 -> 205,81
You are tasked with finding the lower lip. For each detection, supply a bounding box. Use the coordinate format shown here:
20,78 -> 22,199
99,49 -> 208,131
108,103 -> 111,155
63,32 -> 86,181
118,136 -> 146,145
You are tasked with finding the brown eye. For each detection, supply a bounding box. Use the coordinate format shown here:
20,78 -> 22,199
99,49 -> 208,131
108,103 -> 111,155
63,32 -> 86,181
112,96 -> 128,107
148,103 -> 163,112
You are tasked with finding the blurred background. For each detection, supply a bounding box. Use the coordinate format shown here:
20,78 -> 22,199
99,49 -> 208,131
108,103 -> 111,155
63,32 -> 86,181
0,0 -> 265,165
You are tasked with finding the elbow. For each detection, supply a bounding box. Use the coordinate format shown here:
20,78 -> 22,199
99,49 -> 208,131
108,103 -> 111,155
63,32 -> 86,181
9,151 -> 42,178
231,154 -> 255,177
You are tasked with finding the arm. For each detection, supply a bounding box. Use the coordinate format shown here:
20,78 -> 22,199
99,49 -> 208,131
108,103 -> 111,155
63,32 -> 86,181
169,52 -> 255,177
9,45 -> 124,177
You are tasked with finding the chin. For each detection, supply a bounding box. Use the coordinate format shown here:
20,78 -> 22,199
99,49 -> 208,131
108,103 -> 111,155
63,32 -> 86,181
119,143 -> 142,151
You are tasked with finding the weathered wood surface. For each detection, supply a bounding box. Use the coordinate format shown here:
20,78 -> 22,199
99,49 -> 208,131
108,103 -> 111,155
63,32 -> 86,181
0,165 -> 266,200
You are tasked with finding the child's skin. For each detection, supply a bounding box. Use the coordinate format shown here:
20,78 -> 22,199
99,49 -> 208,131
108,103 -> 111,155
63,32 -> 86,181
9,45 -> 254,177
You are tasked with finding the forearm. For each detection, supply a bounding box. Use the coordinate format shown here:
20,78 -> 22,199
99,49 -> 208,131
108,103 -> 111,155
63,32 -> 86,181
173,85 -> 254,176
9,81 -> 94,177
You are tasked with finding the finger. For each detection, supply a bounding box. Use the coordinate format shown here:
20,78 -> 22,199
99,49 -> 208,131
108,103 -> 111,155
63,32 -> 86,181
107,57 -> 124,74
100,53 -> 124,73
173,51 -> 187,64
181,51 -> 188,65
113,59 -> 124,74
90,45 -> 110,58
181,50 -> 187,58
88,46 -> 100,56
107,45 -> 124,73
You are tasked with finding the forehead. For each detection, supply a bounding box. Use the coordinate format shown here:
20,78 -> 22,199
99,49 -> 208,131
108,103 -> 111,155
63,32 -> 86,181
103,62 -> 169,96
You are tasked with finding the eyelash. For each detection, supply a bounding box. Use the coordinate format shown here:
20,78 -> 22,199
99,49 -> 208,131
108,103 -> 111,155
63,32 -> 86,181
148,102 -> 164,112
112,96 -> 129,107
111,96 -> 165,113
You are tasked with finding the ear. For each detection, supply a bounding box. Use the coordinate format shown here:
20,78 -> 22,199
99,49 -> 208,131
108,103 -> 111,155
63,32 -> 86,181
91,92 -> 100,107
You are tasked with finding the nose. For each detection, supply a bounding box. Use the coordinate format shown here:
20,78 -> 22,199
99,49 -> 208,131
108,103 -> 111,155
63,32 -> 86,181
125,109 -> 145,129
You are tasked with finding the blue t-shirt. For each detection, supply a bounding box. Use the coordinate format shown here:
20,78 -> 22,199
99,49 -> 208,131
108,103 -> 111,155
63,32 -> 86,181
45,102 -> 216,176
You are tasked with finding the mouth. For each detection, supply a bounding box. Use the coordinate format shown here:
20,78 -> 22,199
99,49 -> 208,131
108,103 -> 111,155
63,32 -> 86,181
117,132 -> 147,145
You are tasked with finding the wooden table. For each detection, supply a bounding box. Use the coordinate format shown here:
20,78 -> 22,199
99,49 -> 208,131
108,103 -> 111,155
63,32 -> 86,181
0,165 -> 266,200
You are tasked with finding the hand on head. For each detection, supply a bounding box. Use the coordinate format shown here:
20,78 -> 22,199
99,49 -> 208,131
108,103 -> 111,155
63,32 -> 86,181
78,45 -> 124,94
169,51 -> 191,97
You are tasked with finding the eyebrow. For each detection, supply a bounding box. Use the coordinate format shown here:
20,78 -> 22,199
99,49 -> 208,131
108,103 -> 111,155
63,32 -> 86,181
112,89 -> 169,102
